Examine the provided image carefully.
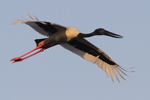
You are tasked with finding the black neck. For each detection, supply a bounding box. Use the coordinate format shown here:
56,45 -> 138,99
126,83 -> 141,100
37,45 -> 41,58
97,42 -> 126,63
77,32 -> 98,38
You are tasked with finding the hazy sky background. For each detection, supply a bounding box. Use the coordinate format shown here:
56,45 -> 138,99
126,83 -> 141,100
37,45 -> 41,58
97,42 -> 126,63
1,0 -> 150,100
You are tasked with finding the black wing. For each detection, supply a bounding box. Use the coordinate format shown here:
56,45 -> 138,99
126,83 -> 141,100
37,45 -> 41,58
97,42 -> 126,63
12,14 -> 66,37
61,38 -> 128,82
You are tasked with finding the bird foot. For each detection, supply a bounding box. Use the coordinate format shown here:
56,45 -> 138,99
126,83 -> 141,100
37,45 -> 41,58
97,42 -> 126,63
11,57 -> 23,63
11,57 -> 21,61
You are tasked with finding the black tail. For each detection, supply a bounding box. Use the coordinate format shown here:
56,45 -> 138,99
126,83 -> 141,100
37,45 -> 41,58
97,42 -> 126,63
34,38 -> 47,46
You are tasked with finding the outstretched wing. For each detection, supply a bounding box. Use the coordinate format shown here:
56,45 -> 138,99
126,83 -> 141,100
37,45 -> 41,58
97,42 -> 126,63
12,13 -> 66,37
61,38 -> 129,82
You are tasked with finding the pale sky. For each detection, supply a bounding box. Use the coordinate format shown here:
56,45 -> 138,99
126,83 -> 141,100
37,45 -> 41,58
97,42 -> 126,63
1,0 -> 150,100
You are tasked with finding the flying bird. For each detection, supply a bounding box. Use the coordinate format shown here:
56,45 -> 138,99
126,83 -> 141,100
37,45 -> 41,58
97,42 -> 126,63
11,14 -> 133,82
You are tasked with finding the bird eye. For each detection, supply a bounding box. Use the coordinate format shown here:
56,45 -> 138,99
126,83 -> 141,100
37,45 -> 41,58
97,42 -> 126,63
96,28 -> 105,34
99,28 -> 105,32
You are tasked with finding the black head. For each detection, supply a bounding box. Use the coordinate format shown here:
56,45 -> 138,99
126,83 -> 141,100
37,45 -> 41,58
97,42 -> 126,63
93,28 -> 105,35
94,28 -> 123,38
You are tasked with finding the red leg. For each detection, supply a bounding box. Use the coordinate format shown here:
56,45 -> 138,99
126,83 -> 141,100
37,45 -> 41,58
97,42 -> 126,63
12,45 -> 54,63
11,40 -> 53,62
12,48 -> 45,63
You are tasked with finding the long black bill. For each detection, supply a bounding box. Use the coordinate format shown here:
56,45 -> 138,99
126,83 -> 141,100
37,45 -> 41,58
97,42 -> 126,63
104,30 -> 123,38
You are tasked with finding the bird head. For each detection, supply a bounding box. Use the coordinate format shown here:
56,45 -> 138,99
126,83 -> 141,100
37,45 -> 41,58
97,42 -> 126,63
93,28 -> 123,38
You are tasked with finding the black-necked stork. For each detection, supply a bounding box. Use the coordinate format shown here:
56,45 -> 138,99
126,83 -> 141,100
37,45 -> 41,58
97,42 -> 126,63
11,14 -> 134,82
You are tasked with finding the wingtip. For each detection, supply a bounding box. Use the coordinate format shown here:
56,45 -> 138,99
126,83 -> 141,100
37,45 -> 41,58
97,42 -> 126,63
28,13 -> 34,20
113,68 -> 120,83
12,22 -> 15,25
109,67 -> 114,82
12,20 -> 20,25
33,14 -> 39,21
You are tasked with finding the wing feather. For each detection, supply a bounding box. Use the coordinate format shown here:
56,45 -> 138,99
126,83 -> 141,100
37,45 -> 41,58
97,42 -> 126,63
98,60 -> 103,69
33,14 -> 39,21
101,62 -> 106,72
28,13 -> 34,20
109,66 -> 114,82
113,68 -> 120,82
118,67 -> 128,76
106,64 -> 110,78
116,68 -> 126,80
